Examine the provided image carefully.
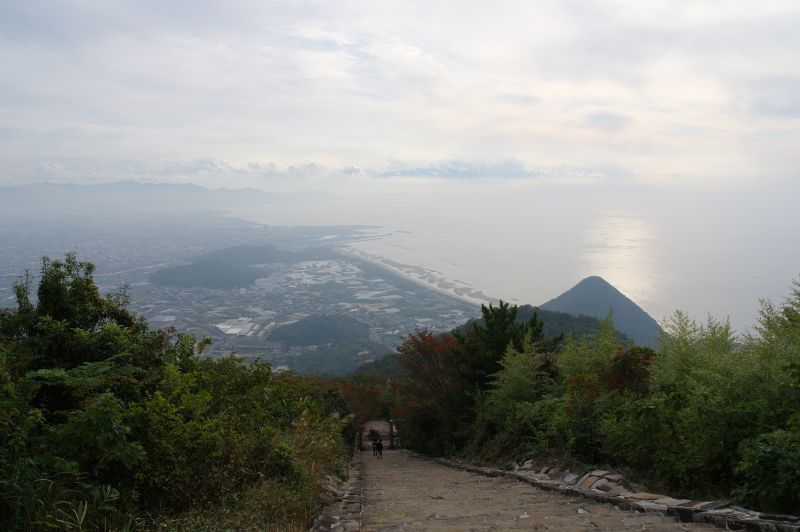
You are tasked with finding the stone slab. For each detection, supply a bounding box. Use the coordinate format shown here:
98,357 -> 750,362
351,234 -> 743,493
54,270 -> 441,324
590,478 -> 611,491
631,492 -> 665,500
580,475 -> 602,488
632,501 -> 669,513
562,472 -> 579,484
654,497 -> 693,507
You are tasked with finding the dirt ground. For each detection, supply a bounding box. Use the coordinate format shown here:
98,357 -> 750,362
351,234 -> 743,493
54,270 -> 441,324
360,451 -> 713,531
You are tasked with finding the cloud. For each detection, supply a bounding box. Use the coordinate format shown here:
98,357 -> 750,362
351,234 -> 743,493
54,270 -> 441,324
378,159 -> 531,179
584,112 -> 633,132
375,159 -> 626,182
0,156 -> 369,191
0,1 -> 798,186
749,77 -> 800,118
0,155 -> 630,190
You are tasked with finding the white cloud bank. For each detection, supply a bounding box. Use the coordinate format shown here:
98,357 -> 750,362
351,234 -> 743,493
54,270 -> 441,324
1,0 -> 798,189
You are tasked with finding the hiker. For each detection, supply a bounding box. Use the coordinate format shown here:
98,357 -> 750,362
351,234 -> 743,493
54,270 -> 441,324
372,439 -> 378,457
376,439 -> 383,459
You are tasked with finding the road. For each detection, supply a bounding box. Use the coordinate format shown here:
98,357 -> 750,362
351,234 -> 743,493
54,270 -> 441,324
360,451 -> 712,531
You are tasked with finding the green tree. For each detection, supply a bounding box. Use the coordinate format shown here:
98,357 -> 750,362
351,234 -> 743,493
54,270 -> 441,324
0,255 -> 353,530
460,302 -> 561,391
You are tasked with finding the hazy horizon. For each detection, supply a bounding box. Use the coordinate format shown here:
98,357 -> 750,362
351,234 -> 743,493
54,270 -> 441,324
2,179 -> 798,337
2,1 -> 799,336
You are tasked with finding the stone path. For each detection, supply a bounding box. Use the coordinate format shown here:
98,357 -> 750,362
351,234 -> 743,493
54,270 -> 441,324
360,451 -> 713,531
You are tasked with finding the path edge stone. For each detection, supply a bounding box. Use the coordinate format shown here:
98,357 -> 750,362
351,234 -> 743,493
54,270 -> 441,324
411,452 -> 800,532
309,453 -> 364,532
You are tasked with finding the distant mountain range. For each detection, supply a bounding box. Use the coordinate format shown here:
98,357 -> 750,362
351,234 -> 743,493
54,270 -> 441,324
540,276 -> 661,348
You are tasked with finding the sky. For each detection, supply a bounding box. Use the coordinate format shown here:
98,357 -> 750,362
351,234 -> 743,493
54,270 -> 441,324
1,1 -> 800,331
1,0 -> 799,190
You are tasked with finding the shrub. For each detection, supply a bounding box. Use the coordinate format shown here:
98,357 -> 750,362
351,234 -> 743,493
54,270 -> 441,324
0,255 -> 353,530
733,430 -> 800,513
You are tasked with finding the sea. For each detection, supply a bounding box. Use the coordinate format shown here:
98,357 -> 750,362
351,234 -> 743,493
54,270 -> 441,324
234,179 -> 800,336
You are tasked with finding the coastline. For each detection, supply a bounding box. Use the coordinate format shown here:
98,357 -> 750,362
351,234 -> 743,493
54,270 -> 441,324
336,245 -> 496,308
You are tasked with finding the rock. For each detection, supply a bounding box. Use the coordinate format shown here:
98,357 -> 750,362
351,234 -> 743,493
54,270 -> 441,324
580,475 -> 601,489
741,518 -> 784,531
519,511 -> 530,519
630,492 -> 664,500
606,485 -> 632,497
760,514 -> 800,523
585,490 -> 619,504
730,505 -> 761,518
332,520 -> 359,532
562,472 -> 580,485
632,501 -> 668,513
590,478 -> 611,491
537,481 -> 562,490
578,508 -> 590,514
589,470 -> 610,477
668,505 -> 702,523
682,500 -> 729,511
708,508 -> 736,515
603,473 -> 624,482
653,497 -> 692,508
342,502 -> 362,513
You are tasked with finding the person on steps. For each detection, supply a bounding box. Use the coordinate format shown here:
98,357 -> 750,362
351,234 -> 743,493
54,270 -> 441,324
376,439 -> 383,459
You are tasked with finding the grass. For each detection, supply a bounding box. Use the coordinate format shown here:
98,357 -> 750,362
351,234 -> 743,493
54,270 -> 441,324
141,478 -> 319,532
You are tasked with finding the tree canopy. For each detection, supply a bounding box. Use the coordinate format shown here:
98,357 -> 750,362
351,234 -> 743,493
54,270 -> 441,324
0,254 -> 353,530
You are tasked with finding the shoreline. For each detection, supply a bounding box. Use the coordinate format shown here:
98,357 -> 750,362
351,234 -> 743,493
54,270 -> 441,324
221,209 -> 494,307
336,245 -> 496,308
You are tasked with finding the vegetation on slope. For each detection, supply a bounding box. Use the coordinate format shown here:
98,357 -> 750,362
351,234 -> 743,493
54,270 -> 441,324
389,288 -> 800,514
0,254 -> 353,530
356,304 -> 621,382
194,244 -> 335,265
483,304 -> 631,343
269,314 -> 391,376
271,314 -> 373,346
149,244 -> 335,289
540,276 -> 662,347
150,259 -> 258,288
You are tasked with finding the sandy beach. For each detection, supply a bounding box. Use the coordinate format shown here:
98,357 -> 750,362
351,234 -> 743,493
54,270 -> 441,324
338,245 -> 496,308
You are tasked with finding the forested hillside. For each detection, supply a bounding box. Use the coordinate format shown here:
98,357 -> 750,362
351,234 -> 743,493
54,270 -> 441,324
384,291 -> 800,513
150,259 -> 258,288
149,243 -> 336,289
271,314 -> 373,346
269,314 -> 390,375
355,303 -> 627,381
540,276 -> 662,347
473,304 -> 631,342
0,254 -> 353,530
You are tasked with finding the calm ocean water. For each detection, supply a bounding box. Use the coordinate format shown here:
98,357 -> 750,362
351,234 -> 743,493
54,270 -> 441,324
235,180 -> 800,335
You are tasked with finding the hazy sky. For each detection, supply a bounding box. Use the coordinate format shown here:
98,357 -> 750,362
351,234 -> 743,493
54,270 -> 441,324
1,0 -> 799,190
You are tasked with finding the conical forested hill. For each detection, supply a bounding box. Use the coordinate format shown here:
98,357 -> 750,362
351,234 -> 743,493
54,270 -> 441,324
540,276 -> 662,347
